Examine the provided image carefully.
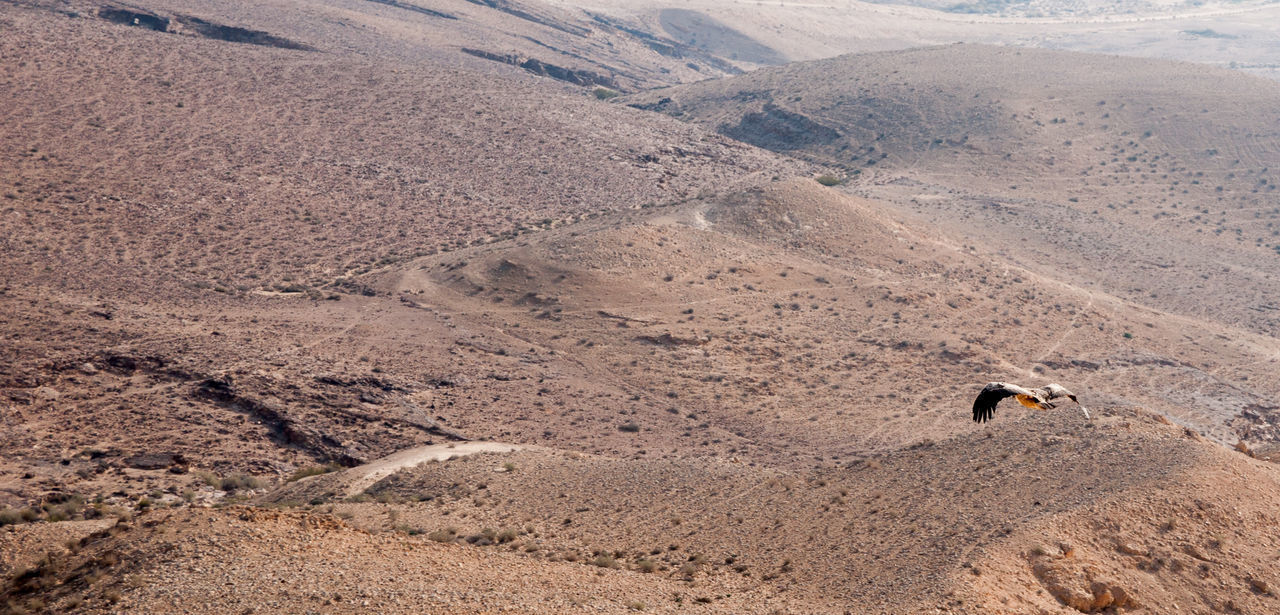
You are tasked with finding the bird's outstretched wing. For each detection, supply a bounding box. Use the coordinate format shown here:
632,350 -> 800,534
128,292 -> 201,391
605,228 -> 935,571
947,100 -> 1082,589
1040,384 -> 1073,400
972,382 -> 1036,423
1043,384 -> 1090,420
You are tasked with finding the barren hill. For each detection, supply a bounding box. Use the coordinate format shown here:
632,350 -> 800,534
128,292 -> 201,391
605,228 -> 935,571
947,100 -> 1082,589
10,408 -> 1279,614
5,0 -> 1280,613
625,44 -> 1280,338
0,0 -> 795,504
364,178 -> 1280,454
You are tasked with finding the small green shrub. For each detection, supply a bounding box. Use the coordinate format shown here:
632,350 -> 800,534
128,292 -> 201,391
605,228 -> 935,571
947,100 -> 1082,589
815,175 -> 841,186
593,87 -> 620,101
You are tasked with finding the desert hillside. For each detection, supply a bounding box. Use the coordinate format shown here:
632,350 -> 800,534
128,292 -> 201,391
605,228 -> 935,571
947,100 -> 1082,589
4,0 -> 1280,613
627,44 -> 1280,339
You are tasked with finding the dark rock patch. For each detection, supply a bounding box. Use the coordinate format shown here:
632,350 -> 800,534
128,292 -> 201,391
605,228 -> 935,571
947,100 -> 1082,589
720,103 -> 843,152
124,452 -> 188,471
365,0 -> 456,19
461,48 -> 618,89
173,16 -> 313,51
462,0 -> 590,37
96,6 -> 313,51
97,7 -> 169,31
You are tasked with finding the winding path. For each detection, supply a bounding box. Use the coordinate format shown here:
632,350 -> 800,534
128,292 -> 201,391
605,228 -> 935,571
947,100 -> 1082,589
338,441 -> 524,496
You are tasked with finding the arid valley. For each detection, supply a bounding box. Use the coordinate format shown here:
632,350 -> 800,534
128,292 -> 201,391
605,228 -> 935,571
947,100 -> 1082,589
4,0 -> 1280,612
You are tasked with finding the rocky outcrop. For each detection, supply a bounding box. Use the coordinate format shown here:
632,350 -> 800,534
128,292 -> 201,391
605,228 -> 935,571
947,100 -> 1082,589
720,104 -> 843,152
98,7 -> 169,31
461,48 -> 619,89
365,0 -> 456,20
634,332 -> 707,348
124,452 -> 188,472
173,16 -> 313,51
1031,549 -> 1139,612
97,6 -> 312,51
195,378 -> 363,466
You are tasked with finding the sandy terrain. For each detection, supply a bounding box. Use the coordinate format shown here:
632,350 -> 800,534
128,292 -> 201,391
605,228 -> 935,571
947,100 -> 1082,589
4,0 -> 1280,613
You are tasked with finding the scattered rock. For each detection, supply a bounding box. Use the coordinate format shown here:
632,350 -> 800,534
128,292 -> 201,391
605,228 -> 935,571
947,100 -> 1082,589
124,452 -> 188,471
634,333 -> 707,347
34,386 -> 59,401
78,362 -> 98,375
1114,540 -> 1146,556
1033,555 -> 1138,612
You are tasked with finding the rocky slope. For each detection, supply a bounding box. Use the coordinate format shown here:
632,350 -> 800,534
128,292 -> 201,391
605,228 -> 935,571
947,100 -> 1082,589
5,0 -> 1280,613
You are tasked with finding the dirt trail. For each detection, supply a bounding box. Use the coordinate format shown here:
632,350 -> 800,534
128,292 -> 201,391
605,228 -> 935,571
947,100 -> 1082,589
338,442 -> 524,496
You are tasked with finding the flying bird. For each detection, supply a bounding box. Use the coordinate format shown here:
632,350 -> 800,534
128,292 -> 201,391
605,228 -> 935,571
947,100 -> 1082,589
972,382 -> 1089,423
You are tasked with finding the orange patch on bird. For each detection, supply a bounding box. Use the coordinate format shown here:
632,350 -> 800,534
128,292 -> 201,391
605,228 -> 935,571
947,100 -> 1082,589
1015,394 -> 1042,409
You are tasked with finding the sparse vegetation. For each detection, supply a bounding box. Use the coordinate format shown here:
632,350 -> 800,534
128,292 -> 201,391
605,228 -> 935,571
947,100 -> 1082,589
287,463 -> 343,482
428,528 -> 459,543
5,9 -> 1280,615
0,507 -> 39,526
197,472 -> 265,493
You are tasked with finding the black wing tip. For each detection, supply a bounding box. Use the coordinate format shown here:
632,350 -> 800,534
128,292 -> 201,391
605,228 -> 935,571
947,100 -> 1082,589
972,386 -> 1008,423
972,401 -> 994,423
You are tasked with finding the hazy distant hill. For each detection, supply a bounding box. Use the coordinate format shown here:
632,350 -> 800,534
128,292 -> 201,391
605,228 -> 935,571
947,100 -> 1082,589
625,45 -> 1280,339
860,0 -> 1277,18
